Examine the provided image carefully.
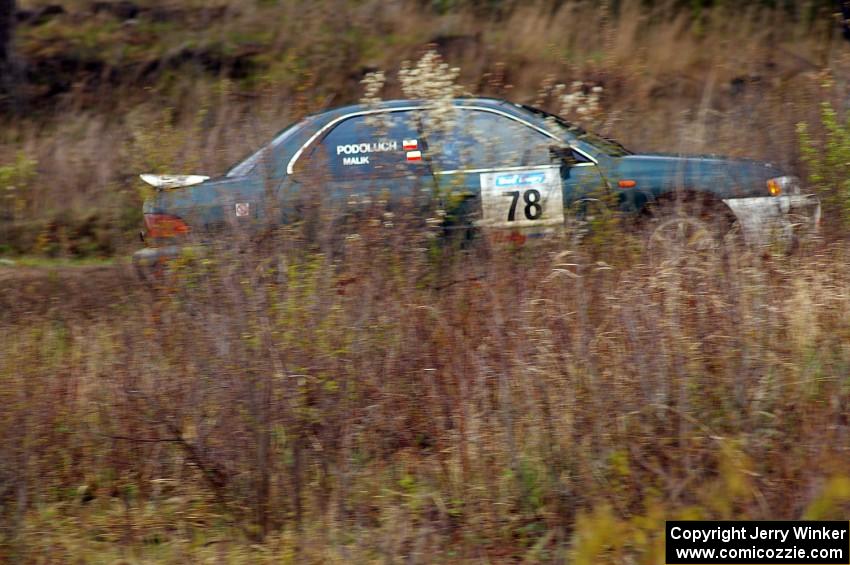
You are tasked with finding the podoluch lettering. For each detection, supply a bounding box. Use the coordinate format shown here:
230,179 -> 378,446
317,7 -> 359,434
336,140 -> 398,155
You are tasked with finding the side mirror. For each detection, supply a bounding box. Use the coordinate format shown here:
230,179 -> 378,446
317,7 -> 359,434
549,145 -> 578,166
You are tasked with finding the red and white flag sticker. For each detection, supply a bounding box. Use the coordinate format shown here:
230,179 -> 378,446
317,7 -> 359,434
403,139 -> 418,151
406,150 -> 422,162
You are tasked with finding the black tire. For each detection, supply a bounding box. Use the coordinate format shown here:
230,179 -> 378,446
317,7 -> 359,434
132,254 -> 172,290
639,196 -> 739,267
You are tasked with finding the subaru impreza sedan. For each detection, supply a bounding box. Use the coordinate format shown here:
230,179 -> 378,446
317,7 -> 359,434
134,97 -> 820,267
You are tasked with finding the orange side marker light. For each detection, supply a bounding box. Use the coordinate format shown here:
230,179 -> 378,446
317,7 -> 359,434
767,179 -> 782,196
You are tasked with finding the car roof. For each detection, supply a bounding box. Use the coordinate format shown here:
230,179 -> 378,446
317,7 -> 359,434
308,97 -> 520,121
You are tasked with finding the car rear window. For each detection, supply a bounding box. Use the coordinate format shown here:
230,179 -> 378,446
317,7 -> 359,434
226,117 -> 314,178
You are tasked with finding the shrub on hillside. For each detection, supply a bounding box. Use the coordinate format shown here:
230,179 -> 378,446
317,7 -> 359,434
798,101 -> 850,231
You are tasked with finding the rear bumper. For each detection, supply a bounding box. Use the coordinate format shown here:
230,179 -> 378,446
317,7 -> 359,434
131,245 -> 184,281
722,194 -> 821,245
132,245 -> 183,265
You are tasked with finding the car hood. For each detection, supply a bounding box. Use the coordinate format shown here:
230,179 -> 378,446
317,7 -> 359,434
611,153 -> 784,199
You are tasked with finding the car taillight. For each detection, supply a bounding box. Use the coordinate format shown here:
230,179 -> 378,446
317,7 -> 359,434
144,214 -> 190,238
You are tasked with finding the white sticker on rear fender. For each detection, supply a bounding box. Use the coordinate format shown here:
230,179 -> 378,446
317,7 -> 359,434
479,167 -> 564,228
235,202 -> 250,217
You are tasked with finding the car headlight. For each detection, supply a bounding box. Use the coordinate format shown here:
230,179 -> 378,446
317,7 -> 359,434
766,175 -> 801,196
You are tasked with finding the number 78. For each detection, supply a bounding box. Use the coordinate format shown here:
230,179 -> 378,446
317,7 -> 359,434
503,189 -> 542,221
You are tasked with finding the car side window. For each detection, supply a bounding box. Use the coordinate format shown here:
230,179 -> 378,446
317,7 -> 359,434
301,111 -> 424,180
570,149 -> 592,164
425,110 -> 555,171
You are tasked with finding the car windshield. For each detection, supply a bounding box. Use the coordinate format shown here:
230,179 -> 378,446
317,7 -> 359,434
520,104 -> 631,157
226,117 -> 313,177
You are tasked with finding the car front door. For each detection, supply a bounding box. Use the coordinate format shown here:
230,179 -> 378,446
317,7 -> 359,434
422,107 -> 605,238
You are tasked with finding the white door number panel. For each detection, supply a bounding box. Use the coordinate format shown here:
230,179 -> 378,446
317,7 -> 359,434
479,167 -> 564,228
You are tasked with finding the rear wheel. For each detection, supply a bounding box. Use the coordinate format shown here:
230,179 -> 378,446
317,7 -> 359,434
133,254 -> 167,287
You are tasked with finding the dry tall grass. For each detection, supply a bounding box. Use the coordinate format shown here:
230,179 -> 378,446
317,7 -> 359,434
2,221 -> 850,562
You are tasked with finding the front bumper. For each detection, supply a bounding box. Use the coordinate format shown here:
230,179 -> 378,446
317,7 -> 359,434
722,194 -> 821,245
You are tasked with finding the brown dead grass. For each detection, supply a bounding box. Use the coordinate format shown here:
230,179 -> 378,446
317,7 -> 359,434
2,225 -> 850,562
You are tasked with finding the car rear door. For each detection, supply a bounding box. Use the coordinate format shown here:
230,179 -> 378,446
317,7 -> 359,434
287,109 -> 436,233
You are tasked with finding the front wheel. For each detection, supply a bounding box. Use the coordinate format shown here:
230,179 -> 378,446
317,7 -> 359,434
640,198 -> 740,267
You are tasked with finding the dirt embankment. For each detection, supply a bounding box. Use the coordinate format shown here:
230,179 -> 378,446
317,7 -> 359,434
13,2 -> 251,108
0,262 -> 143,320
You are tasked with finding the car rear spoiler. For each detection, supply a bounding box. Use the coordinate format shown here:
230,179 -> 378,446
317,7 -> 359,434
140,174 -> 210,190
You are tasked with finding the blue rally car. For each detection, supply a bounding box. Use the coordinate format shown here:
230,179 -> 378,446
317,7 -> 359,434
134,97 -> 820,267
